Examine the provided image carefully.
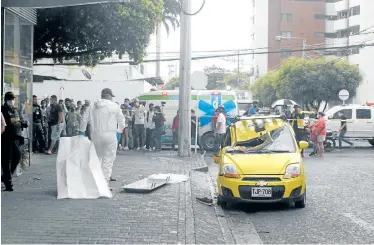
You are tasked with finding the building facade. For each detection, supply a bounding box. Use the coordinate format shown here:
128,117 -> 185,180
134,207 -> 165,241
249,0 -> 326,79
2,8 -> 37,123
325,0 -> 374,104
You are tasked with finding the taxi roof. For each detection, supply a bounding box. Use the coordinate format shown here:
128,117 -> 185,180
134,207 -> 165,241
229,116 -> 289,143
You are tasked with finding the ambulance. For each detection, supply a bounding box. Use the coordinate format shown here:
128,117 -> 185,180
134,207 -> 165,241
136,90 -> 239,151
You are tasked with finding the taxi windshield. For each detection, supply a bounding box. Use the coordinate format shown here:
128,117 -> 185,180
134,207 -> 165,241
228,126 -> 297,154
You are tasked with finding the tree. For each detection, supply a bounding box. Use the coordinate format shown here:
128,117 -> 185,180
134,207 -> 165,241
162,0 -> 180,35
249,71 -> 278,107
162,76 -> 197,90
34,0 -> 180,66
203,65 -> 228,89
250,57 -> 363,110
162,76 -> 179,90
223,72 -> 251,89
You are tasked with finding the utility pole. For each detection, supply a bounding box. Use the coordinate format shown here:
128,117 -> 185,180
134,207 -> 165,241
178,0 -> 192,157
302,39 -> 307,58
237,50 -> 240,85
156,23 -> 162,77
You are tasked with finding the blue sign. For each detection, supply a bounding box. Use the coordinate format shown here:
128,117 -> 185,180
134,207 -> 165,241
210,93 -> 222,109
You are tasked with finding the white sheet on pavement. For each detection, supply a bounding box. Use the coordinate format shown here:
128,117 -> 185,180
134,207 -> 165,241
56,135 -> 112,199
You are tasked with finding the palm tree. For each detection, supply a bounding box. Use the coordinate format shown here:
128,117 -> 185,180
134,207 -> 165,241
162,0 -> 180,35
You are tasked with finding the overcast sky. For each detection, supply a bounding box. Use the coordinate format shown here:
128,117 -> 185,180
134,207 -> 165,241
146,0 -> 252,78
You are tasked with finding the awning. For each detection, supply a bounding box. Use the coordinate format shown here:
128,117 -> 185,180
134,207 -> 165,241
2,0 -> 121,8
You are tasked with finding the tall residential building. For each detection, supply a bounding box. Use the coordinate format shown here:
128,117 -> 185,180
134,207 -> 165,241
325,0 -> 374,104
249,0 -> 326,79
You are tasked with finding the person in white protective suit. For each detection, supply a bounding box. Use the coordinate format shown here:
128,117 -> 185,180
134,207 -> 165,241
79,88 -> 126,184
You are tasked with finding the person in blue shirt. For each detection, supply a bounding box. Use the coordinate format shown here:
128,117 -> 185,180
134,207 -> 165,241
248,101 -> 259,116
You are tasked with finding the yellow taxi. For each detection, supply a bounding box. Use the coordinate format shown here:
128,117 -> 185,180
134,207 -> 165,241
214,115 -> 309,209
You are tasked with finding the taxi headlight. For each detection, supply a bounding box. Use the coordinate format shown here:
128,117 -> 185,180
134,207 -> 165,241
223,164 -> 240,178
284,163 -> 300,179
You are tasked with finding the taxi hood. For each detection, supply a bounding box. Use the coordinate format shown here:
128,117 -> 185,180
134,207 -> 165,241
223,152 -> 300,175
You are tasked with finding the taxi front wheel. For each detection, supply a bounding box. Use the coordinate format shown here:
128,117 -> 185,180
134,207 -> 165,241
295,192 -> 306,209
217,196 -> 231,210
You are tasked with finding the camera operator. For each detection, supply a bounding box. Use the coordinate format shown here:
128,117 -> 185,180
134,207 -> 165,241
1,92 -> 28,191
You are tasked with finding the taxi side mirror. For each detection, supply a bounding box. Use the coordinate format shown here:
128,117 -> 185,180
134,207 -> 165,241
299,141 -> 309,150
213,156 -> 220,164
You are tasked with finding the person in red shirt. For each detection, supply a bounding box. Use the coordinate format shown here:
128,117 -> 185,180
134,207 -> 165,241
314,112 -> 326,157
171,110 -> 179,150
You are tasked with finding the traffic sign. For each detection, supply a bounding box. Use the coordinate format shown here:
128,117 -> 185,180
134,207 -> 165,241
338,89 -> 349,104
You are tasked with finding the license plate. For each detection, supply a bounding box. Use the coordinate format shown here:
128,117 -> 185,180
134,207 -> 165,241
251,187 -> 272,198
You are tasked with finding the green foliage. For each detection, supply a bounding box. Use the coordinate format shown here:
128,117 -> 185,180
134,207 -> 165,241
34,0 -> 180,66
250,57 -> 363,109
162,0 -> 180,35
203,65 -> 229,89
163,76 -> 179,90
223,72 -> 251,89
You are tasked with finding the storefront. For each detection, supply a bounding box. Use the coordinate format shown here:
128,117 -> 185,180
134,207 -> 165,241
2,8 -> 36,125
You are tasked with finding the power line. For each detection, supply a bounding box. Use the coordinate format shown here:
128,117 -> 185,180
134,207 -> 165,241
145,47 -> 268,55
34,43 -> 374,66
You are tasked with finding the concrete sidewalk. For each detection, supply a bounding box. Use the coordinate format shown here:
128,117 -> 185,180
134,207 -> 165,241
1,151 -> 231,244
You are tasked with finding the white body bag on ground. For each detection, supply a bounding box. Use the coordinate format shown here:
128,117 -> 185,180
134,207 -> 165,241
56,135 -> 112,199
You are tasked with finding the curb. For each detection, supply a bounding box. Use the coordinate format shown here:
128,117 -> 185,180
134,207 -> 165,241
204,171 -> 236,244
192,154 -> 236,244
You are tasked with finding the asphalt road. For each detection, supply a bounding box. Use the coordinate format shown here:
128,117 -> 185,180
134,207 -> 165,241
206,147 -> 374,244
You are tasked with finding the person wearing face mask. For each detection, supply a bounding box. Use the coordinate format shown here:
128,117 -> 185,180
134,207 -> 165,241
291,105 -> 305,157
133,98 -> 146,150
46,95 -> 64,155
79,88 -> 125,185
40,100 -> 48,148
338,111 -> 354,149
32,95 -> 46,153
83,100 -> 92,140
145,103 -> 155,151
1,92 -> 27,191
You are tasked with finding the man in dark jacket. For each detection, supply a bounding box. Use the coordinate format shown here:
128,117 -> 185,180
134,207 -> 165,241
33,95 -> 46,152
1,92 -> 26,191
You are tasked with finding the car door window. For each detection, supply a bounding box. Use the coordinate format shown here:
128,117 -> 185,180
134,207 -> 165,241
332,109 -> 352,119
356,109 -> 371,119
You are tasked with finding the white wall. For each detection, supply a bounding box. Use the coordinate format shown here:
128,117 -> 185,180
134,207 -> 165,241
325,0 -> 374,104
33,80 -> 153,103
250,0 -> 269,77
349,1 -> 374,104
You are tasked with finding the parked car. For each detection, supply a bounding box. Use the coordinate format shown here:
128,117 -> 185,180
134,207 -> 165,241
324,104 -> 374,147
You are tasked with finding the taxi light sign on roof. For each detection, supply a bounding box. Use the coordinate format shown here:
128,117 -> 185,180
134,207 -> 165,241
162,92 -> 168,96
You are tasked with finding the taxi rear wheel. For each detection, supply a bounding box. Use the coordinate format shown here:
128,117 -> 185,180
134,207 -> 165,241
369,139 -> 374,147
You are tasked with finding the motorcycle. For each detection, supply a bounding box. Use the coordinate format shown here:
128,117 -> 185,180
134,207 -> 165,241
306,130 -> 337,153
324,131 -> 338,152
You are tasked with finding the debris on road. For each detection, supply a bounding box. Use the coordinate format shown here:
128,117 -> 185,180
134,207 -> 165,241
122,173 -> 189,193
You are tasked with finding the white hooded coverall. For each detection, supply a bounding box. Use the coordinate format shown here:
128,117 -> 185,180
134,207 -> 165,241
79,99 -> 125,182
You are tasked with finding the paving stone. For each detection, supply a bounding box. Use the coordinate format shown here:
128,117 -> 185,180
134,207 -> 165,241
2,151 -> 232,244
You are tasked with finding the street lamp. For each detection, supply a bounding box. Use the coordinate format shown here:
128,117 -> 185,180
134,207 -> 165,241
275,36 -> 307,58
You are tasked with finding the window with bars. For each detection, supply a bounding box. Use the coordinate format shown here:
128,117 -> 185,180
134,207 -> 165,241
280,31 -> 292,39
315,14 -> 325,19
281,14 -> 292,22
280,49 -> 292,57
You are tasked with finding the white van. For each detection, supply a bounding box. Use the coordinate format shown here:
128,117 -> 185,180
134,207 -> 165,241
137,90 -> 239,151
324,104 -> 374,146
